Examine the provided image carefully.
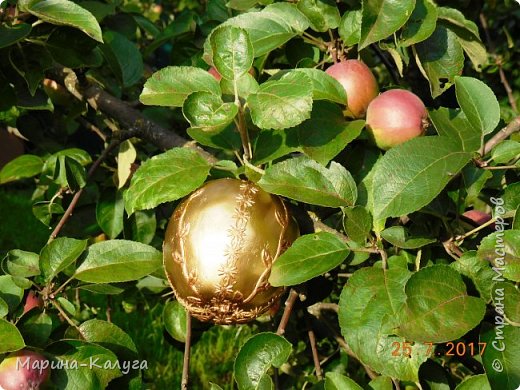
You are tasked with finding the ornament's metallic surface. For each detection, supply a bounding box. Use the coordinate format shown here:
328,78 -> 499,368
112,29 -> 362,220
163,178 -> 299,324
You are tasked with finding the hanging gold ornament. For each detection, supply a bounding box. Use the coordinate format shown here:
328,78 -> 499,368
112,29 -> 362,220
163,178 -> 299,324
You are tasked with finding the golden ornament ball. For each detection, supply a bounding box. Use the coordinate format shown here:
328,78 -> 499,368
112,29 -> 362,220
163,178 -> 299,324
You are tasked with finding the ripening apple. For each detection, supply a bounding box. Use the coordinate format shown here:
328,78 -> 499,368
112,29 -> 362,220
0,130 -> 24,169
462,210 -> 492,226
22,291 -> 44,315
325,59 -> 379,118
0,350 -> 50,390
366,89 -> 428,150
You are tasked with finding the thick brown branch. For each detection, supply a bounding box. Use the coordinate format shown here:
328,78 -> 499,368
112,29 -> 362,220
52,68 -> 217,163
483,116 -> 520,155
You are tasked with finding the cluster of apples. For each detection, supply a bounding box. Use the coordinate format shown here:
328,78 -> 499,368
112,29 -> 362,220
326,60 -> 428,150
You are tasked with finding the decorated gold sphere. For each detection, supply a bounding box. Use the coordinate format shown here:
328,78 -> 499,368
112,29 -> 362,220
163,178 -> 299,324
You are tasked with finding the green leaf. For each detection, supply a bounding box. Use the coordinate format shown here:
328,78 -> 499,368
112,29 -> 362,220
461,165 -> 492,206
0,23 -> 32,48
18,0 -> 102,42
259,156 -> 357,207
18,311 -> 53,348
48,339 -> 122,388
210,26 -> 254,81
0,318 -> 25,353
140,66 -> 221,107
343,206 -> 372,244
339,9 -> 362,46
397,265 -> 486,343
358,0 -> 416,49
46,27 -> 103,68
477,230 -> 520,282
32,201 -> 64,227
368,376 -> 393,390
325,372 -> 362,390
252,129 -> 299,165
381,226 -> 435,249
96,190 -> 124,239
400,0 -> 437,46
269,232 -> 349,287
40,237 -> 87,282
101,30 -> 143,87
220,72 -> 259,99
451,251 -> 495,301
415,24 -> 464,98
454,375 -> 491,390
248,71 -> 313,130
0,297 -> 8,318
441,20 -> 487,71
339,267 -> 429,381
293,68 -> 347,105
54,155 -> 87,191
234,332 -> 292,390
480,325 -> 520,390
205,3 -> 309,59
495,282 -> 520,323
5,250 -> 40,278
0,275 -> 24,312
0,155 -> 44,184
163,300 -> 187,343
455,77 -> 500,135
79,319 -> 139,359
127,210 -> 157,245
188,124 -> 242,152
372,136 -> 471,220
74,240 -> 162,283
124,148 -> 211,215
504,183 -> 520,215
491,140 -> 520,164
429,107 -> 481,152
183,91 -> 238,133
437,7 -> 480,38
295,103 -> 364,165
297,0 -> 340,32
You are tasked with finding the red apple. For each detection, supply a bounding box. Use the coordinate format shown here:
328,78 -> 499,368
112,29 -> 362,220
208,66 -> 222,81
325,60 -> 379,118
22,291 -> 43,315
0,350 -> 50,390
366,89 -> 428,150
462,210 -> 492,226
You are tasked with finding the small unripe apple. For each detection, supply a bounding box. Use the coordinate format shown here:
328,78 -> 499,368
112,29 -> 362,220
0,350 -> 50,390
366,89 -> 428,150
462,210 -> 492,226
163,178 -> 299,324
22,291 -> 44,315
325,60 -> 379,118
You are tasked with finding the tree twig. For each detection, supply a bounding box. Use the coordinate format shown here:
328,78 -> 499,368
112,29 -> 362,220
308,307 -> 377,380
48,135 -> 133,241
482,116 -> 520,155
276,289 -> 299,336
306,316 -> 323,380
181,314 -> 192,390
